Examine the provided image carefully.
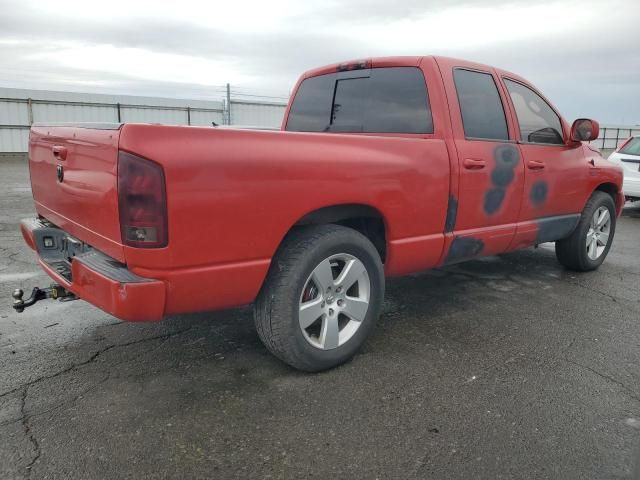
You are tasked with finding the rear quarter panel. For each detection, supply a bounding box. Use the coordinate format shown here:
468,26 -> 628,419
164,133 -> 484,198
118,124 -> 451,279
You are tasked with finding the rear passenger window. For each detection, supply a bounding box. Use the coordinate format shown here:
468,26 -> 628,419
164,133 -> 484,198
504,79 -> 564,145
286,67 -> 433,134
284,74 -> 335,132
453,69 -> 509,141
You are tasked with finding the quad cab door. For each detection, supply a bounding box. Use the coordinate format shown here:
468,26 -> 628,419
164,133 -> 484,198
497,76 -> 592,249
436,58 -> 525,264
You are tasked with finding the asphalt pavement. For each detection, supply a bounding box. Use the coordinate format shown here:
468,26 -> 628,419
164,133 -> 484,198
1,158 -> 640,479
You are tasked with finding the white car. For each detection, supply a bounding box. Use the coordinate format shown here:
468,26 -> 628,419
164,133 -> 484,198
608,136 -> 640,202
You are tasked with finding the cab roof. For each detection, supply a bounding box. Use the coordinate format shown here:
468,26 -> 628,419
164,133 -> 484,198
302,55 -> 526,84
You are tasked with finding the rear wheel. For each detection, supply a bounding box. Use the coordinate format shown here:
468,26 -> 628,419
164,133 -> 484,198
555,191 -> 616,271
254,225 -> 384,372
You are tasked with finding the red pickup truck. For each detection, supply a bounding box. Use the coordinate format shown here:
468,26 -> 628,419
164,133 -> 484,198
15,56 -> 624,371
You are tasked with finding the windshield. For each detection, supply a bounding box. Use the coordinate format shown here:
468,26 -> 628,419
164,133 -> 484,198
620,137 -> 640,156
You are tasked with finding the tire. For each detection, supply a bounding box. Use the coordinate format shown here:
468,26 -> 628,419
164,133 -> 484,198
555,191 -> 616,271
254,225 -> 385,372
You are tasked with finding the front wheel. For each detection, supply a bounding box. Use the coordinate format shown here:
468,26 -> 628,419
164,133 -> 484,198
254,225 -> 385,372
555,191 -> 616,271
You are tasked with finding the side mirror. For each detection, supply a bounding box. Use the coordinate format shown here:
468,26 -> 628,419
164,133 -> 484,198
570,118 -> 599,142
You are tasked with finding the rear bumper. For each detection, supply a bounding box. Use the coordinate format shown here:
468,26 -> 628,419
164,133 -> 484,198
21,218 -> 166,321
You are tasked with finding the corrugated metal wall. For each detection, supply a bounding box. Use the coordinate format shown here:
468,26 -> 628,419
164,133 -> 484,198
0,99 -> 29,124
0,128 -> 29,152
230,101 -> 286,128
0,87 -> 286,152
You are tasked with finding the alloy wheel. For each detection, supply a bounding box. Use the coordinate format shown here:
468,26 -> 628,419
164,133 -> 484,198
586,206 -> 611,260
298,253 -> 371,350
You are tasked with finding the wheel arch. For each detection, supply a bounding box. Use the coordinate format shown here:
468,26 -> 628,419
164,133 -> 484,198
594,182 -> 621,211
284,204 -> 388,263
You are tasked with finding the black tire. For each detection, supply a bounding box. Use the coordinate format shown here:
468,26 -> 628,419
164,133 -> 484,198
254,225 -> 385,372
555,191 -> 616,271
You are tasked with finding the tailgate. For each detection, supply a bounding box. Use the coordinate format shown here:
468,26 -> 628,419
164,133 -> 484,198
29,123 -> 125,262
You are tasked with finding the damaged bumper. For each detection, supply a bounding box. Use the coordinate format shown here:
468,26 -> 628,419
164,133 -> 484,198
19,218 -> 165,321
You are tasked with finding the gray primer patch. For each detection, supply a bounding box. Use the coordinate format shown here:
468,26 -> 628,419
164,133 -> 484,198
530,180 -> 549,206
536,214 -> 580,244
445,195 -> 458,233
445,236 -> 485,264
484,187 -> 506,215
484,145 -> 520,215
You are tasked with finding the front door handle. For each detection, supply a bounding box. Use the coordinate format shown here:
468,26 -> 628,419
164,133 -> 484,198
463,158 -> 486,170
527,160 -> 545,170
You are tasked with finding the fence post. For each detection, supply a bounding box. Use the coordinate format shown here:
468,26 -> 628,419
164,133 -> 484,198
187,107 -> 191,126
226,83 -> 231,125
116,103 -> 121,123
27,98 -> 33,125
601,127 -> 606,149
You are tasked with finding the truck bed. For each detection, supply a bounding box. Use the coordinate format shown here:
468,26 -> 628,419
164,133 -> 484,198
28,123 -> 451,316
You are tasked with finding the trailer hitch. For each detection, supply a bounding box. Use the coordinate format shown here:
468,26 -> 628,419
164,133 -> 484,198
12,285 -> 77,313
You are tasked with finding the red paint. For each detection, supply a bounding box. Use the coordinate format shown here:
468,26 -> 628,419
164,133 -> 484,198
21,221 -> 165,321
26,56 -> 624,321
29,126 -> 124,262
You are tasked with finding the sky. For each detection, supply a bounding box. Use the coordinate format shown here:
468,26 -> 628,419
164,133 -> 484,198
0,0 -> 639,124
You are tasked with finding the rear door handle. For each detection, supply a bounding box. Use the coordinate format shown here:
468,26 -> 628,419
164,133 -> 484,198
527,160 -> 545,170
52,146 -> 68,161
463,158 -> 486,170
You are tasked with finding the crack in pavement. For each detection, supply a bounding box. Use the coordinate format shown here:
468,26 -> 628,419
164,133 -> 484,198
0,326 -> 194,401
565,279 -> 620,303
566,278 -> 640,310
16,330 -> 195,424
21,386 -> 40,479
562,358 -> 640,403
17,374 -> 112,429
0,328 -> 177,426
1,326 -> 195,476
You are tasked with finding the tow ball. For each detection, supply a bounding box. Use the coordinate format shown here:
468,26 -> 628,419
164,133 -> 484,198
12,285 -> 77,313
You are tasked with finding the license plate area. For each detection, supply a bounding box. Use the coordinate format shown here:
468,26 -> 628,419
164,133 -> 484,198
33,225 -> 92,281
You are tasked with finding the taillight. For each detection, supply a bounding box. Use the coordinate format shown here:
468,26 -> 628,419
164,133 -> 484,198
117,151 -> 168,248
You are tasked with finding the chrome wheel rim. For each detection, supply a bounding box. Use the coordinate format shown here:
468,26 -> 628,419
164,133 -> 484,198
298,253 -> 370,350
586,206 -> 611,260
